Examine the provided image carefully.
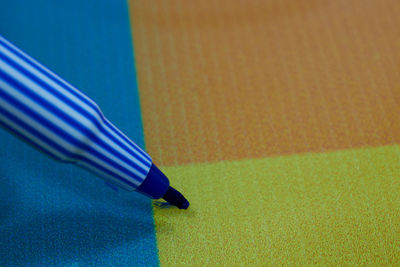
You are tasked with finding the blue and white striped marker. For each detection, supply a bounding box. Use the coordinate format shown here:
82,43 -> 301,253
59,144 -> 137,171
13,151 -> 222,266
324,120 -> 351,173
0,35 -> 189,209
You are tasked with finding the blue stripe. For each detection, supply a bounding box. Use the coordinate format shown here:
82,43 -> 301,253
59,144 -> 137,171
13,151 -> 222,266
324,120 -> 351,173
0,76 -> 144,183
0,116 -> 62,161
0,67 -> 147,178
0,40 -> 151,166
0,35 -> 151,165
0,51 -> 150,171
104,120 -> 152,162
0,105 -> 72,160
104,119 -> 152,162
0,105 -> 138,189
0,35 -> 99,113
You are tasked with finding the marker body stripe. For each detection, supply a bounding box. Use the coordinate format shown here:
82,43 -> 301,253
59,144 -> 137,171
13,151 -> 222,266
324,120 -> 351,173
0,35 -> 152,191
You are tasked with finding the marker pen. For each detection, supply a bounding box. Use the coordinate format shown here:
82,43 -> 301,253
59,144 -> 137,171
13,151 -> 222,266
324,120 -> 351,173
0,35 -> 189,209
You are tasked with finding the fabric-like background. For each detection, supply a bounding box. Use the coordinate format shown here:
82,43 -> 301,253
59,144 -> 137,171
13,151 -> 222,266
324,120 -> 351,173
0,1 -> 158,266
1,0 -> 400,266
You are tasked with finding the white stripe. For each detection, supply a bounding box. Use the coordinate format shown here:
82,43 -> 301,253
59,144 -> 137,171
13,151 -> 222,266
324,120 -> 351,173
0,35 -> 97,107
0,44 -> 151,170
0,79 -> 142,185
0,40 -> 99,119
105,118 -> 152,162
76,161 -> 136,191
104,119 -> 152,164
0,37 -> 149,186
0,69 -> 146,180
0,112 -> 66,160
0,38 -> 151,166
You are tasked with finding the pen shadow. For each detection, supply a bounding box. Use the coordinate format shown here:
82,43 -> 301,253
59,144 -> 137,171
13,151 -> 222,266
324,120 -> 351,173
0,127 -> 153,213
0,144 -> 19,224
20,156 -> 153,213
0,174 -> 14,223
0,141 -> 157,265
0,210 -> 155,266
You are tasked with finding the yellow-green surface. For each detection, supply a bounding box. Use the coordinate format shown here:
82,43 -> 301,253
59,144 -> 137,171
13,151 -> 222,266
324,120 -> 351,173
155,145 -> 400,265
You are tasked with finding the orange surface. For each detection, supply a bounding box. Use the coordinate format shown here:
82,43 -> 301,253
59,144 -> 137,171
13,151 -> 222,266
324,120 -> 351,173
129,0 -> 400,166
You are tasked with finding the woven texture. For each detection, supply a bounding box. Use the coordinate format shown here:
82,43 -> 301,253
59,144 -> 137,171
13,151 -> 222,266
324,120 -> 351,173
0,1 -> 158,266
129,0 -> 400,265
1,0 -> 400,265
155,146 -> 400,265
130,0 -> 400,166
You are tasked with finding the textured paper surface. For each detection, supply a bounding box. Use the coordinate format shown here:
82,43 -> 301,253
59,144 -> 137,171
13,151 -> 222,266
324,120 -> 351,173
1,0 -> 399,265
155,146 -> 400,265
130,0 -> 400,166
0,1 -> 158,266
129,0 -> 400,265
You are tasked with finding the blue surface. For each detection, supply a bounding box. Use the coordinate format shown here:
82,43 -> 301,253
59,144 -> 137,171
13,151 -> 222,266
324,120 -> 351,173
0,1 -> 159,266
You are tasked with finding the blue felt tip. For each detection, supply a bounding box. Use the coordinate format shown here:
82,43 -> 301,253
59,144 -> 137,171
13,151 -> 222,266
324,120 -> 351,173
162,186 -> 190,209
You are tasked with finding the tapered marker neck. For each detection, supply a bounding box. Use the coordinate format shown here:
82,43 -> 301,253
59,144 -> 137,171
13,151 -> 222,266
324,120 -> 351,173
136,163 -> 189,209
